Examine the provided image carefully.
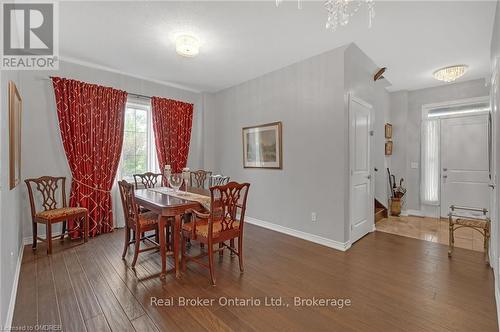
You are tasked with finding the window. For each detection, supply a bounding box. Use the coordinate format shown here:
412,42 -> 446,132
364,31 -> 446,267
421,119 -> 440,204
120,99 -> 158,179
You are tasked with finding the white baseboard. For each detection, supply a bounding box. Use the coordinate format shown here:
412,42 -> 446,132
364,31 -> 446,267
404,209 -> 425,217
4,242 -> 24,330
23,231 -> 63,245
496,258 -> 500,331
245,216 -> 351,251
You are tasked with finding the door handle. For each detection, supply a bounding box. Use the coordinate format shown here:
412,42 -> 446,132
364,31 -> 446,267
489,184 -> 496,189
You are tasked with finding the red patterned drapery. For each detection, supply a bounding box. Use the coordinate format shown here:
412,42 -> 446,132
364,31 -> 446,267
52,77 -> 127,237
151,97 -> 194,173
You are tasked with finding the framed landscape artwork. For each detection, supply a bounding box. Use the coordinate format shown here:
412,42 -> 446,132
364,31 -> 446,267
9,81 -> 22,190
242,122 -> 282,169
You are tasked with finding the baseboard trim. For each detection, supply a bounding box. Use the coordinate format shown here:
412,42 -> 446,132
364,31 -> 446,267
245,216 -> 351,251
4,242 -> 24,329
23,231 -> 64,246
404,209 -> 425,217
496,277 -> 500,331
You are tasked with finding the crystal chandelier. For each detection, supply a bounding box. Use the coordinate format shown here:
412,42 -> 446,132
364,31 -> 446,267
276,0 -> 376,31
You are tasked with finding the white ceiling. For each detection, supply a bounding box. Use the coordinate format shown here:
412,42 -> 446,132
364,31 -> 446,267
60,1 -> 497,93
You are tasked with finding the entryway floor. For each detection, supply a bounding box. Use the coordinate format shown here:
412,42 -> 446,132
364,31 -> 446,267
376,216 -> 485,252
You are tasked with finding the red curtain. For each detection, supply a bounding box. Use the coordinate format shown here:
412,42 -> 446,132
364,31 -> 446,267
52,77 -> 127,237
151,97 -> 194,173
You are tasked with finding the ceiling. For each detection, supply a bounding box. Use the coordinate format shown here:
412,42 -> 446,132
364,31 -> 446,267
60,1 -> 497,93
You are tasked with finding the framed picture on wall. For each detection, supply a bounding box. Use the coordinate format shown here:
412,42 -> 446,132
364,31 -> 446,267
385,141 -> 393,156
385,123 -> 393,139
242,122 -> 282,169
9,81 -> 22,190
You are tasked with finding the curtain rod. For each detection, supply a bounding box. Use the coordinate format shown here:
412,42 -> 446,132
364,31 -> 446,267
45,76 -> 151,100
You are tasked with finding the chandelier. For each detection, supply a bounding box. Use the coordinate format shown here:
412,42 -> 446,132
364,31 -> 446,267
276,0 -> 376,31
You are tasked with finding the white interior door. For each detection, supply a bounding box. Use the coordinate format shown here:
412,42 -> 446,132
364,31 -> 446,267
349,96 -> 373,243
440,114 -> 491,217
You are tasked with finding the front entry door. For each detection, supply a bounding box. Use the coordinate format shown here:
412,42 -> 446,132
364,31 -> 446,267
349,96 -> 373,243
440,114 -> 491,218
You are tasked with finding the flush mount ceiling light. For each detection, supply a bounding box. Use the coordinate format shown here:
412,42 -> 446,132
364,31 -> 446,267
175,34 -> 200,57
433,65 -> 468,83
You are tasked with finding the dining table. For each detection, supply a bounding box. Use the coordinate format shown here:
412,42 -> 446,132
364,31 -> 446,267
134,186 -> 210,278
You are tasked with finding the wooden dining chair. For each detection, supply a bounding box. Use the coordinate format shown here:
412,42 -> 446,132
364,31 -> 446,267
133,172 -> 163,189
209,175 -> 230,187
190,170 -> 212,189
25,176 -> 88,254
182,181 -> 250,285
118,180 -> 160,268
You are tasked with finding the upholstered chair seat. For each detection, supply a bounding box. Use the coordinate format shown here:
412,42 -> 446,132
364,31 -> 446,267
36,207 -> 88,220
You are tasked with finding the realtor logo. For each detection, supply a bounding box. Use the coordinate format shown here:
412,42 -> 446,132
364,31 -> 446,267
1,1 -> 59,70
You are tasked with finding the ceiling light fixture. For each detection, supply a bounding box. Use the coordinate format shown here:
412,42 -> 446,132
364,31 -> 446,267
276,0 -> 375,31
175,34 -> 200,58
432,65 -> 468,83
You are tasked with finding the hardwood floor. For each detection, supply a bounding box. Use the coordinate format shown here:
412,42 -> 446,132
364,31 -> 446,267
12,224 -> 498,331
377,216 -> 486,252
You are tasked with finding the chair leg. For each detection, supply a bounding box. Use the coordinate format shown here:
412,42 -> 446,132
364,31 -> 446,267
131,230 -> 141,268
238,236 -> 244,273
484,229 -> 490,264
47,222 -> 52,255
60,220 -> 67,241
181,234 -> 187,272
208,243 -> 216,286
122,226 -> 130,259
141,232 -> 145,242
219,242 -> 224,256
32,221 -> 37,250
230,238 -> 235,257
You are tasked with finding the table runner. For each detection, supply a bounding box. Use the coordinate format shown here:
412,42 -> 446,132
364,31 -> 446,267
148,187 -> 211,211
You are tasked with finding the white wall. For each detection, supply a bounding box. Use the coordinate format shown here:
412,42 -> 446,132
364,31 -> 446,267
389,79 -> 490,214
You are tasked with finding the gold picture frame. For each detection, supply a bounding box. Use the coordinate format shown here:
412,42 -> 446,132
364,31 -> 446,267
242,122 -> 282,169
9,81 -> 22,190
385,141 -> 393,156
385,123 -> 393,139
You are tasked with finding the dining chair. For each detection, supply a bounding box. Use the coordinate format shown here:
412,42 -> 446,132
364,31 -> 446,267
209,175 -> 230,187
190,170 -> 212,189
182,181 -> 250,285
25,176 -> 88,254
133,172 -> 164,243
118,180 -> 160,268
133,172 -> 163,189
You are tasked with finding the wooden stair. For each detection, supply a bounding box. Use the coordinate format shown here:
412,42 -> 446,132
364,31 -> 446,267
375,199 -> 388,223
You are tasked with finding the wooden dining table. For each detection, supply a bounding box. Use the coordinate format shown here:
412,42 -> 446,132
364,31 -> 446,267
134,186 -> 209,278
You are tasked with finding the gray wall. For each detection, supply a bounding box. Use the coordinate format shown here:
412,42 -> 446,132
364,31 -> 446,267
389,79 -> 489,212
0,71 -> 24,330
205,45 -> 348,243
344,44 -> 391,213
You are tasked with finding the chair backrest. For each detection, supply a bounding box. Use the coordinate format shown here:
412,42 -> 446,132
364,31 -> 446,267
209,175 -> 230,187
190,170 -> 212,189
133,172 -> 162,189
118,180 -> 139,228
25,176 -> 67,218
209,182 -> 250,237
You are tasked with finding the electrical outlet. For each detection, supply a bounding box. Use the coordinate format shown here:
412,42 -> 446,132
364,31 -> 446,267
311,212 -> 317,222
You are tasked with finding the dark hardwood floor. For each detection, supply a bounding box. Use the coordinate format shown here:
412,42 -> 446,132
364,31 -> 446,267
12,224 -> 498,331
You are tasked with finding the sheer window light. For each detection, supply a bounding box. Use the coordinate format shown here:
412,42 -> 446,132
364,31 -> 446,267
421,119 -> 440,204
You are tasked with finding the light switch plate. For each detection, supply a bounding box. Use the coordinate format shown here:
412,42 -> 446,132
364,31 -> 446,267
411,162 -> 419,169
